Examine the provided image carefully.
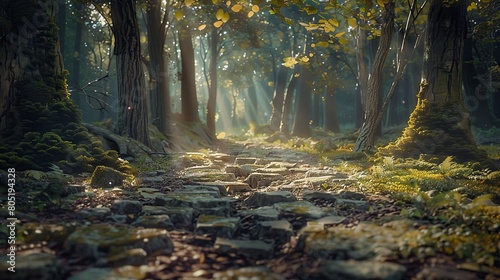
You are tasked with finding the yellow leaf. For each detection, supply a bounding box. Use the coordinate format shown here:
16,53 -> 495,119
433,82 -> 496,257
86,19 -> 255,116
198,24 -> 207,31
316,41 -> 329,47
226,0 -> 231,6
252,5 -> 259,13
185,0 -> 194,7
347,18 -> 357,28
377,0 -> 389,7
231,4 -> 243,12
175,10 -> 184,21
338,36 -> 349,44
222,12 -> 230,22
216,8 -> 224,20
282,57 -> 297,68
214,20 -> 223,28
212,0 -> 219,3
268,81 -> 274,87
247,11 -> 254,18
140,35 -> 147,43
335,31 -> 346,37
467,2 -> 477,11
328,18 -> 339,27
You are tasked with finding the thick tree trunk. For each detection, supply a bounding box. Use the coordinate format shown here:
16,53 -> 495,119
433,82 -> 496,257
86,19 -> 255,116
382,0 -> 489,164
355,1 -> 395,151
57,0 -> 66,58
292,66 -> 313,137
246,75 -> 258,124
179,26 -> 200,123
110,0 -> 150,146
269,65 -> 290,131
70,3 -> 83,107
206,29 -> 218,135
146,0 -> 171,136
324,86 -> 340,133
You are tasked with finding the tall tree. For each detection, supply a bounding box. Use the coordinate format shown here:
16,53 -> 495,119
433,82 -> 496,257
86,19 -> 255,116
382,0 -> 488,163
110,0 -> 150,146
179,25 -> 200,123
145,0 -> 172,136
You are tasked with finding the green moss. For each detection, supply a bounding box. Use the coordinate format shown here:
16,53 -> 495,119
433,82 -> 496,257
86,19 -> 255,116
379,100 -> 493,168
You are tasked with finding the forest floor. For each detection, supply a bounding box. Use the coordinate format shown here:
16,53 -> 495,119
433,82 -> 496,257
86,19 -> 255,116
1,134 -> 500,280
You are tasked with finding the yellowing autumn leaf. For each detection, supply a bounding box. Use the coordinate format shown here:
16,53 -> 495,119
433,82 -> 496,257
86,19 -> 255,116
282,57 -> 297,68
316,41 -> 329,48
216,8 -> 224,20
214,20 -> 223,28
212,0 -> 219,4
231,4 -> 243,12
221,12 -> 230,22
198,24 -> 207,31
185,0 -> 194,7
175,10 -> 184,21
248,11 -> 254,18
252,5 -> 259,13
467,2 -> 477,11
377,0 -> 389,7
335,31 -> 346,37
328,18 -> 339,27
347,18 -> 357,28
338,36 -> 349,45
268,81 -> 274,87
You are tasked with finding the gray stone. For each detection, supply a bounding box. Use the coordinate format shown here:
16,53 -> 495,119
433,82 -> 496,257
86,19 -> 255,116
293,176 -> 334,186
96,248 -> 148,267
18,223 -> 75,243
64,224 -> 173,260
215,238 -> 273,258
184,165 -> 220,173
209,153 -> 234,163
244,191 -> 297,207
153,206 -> 194,226
0,253 -> 61,280
255,219 -> 293,244
312,137 -> 338,152
191,182 -> 229,196
138,176 -> 164,183
415,266 -> 480,280
235,157 -> 258,165
77,207 -> 111,219
141,205 -> 170,216
274,200 -> 325,219
256,167 -> 291,175
138,187 -> 162,199
321,260 -> 406,280
302,191 -> 338,203
225,182 -> 252,193
195,215 -> 240,238
305,169 -> 348,179
132,215 -> 174,230
183,170 -> 236,182
225,165 -> 254,178
213,266 -> 284,280
67,266 -> 150,280
111,200 -> 143,215
105,214 -> 128,224
337,190 -> 366,200
335,198 -> 370,211
246,173 -> 284,189
175,185 -> 222,198
239,206 -> 280,221
314,215 -> 346,226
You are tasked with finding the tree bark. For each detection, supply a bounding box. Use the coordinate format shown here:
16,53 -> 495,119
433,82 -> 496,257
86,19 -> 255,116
280,69 -> 299,136
246,75 -> 258,124
206,29 -> 218,135
269,65 -> 290,131
292,66 -> 313,137
324,86 -> 340,133
70,2 -> 83,107
355,1 -> 395,151
110,0 -> 150,146
179,26 -> 200,123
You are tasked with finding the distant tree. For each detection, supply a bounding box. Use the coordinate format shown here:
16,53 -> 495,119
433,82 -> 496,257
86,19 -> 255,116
110,0 -> 150,146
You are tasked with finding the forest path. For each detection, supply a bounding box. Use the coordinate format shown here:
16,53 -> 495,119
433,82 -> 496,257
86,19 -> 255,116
2,139 -> 487,280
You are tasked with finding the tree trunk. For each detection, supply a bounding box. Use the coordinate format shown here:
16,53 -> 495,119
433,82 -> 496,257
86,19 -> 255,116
70,3 -> 83,107
179,26 -> 200,123
110,0 -> 150,146
292,66 -> 313,137
57,0 -> 66,58
269,65 -> 290,131
280,69 -> 299,136
246,75 -> 258,124
355,1 -> 395,151
382,0 -> 489,164
146,0 -> 171,136
324,86 -> 340,133
206,29 -> 218,135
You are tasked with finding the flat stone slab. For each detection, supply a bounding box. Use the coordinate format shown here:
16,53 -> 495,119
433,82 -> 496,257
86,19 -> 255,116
64,224 -> 173,260
183,171 -> 236,182
77,207 -> 111,219
293,176 -> 334,186
239,206 -> 280,221
213,266 -> 284,280
131,215 -> 174,230
336,198 -> 370,211
19,223 -> 75,243
256,167 -> 291,175
321,260 -> 407,280
244,191 -> 297,207
184,183 -> 228,196
235,157 -> 258,165
314,215 -> 346,226
215,238 -> 273,258
224,182 -> 252,193
305,169 -> 349,178
195,215 -> 240,238
302,191 -> 338,203
255,219 -> 293,244
67,266 -> 150,280
274,200 -> 325,219
142,206 -> 193,226
246,173 -> 284,189
0,253 -> 60,280
111,200 -> 143,215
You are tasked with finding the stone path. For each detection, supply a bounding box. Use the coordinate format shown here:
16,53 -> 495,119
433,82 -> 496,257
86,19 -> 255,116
0,141 -> 487,279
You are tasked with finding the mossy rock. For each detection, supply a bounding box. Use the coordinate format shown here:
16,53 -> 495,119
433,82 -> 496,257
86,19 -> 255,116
486,171 -> 500,185
89,166 -> 134,188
